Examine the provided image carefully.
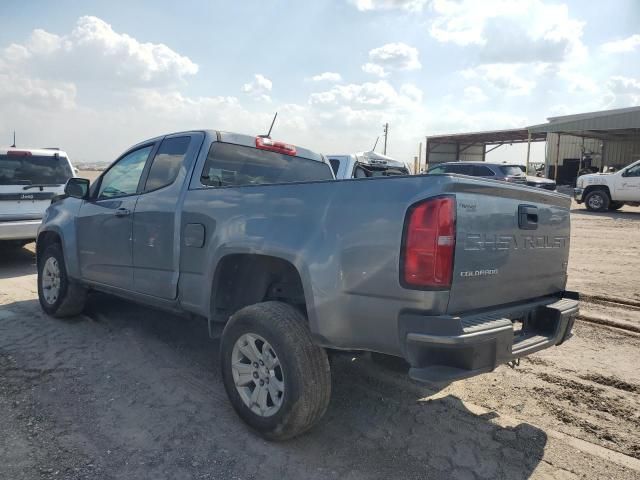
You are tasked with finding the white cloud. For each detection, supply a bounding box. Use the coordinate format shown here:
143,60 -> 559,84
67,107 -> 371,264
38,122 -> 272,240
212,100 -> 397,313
463,86 -> 488,102
309,80 -> 422,110
362,62 -> 388,77
429,0 -> 586,64
603,76 -> 640,107
400,83 -> 424,103
0,71 -> 76,110
601,34 -> 640,54
462,64 -> 536,96
362,42 -> 421,77
349,0 -> 428,12
241,74 -> 273,102
1,16 -> 198,89
309,72 -> 342,82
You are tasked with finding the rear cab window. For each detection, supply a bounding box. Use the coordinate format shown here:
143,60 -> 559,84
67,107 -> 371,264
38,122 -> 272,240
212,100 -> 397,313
500,165 -> 525,176
353,164 -> 409,178
0,153 -> 73,186
329,159 -> 341,176
200,143 -> 334,187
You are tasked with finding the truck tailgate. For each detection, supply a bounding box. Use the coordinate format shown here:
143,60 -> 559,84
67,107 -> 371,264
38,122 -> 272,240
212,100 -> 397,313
447,178 -> 571,314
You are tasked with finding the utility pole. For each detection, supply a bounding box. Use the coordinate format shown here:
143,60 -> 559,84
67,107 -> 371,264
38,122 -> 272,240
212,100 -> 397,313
383,123 -> 389,155
11,131 -> 16,148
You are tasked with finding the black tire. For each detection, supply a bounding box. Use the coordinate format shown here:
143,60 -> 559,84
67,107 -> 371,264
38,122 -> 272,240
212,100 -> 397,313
608,201 -> 624,211
220,301 -> 331,440
584,189 -> 610,212
37,243 -> 87,317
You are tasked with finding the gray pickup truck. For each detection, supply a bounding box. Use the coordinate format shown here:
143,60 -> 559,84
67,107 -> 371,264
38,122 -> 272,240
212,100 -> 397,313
36,130 -> 578,440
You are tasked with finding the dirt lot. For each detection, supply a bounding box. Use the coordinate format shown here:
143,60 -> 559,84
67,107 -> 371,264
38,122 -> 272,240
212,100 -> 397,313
1,203 -> 639,479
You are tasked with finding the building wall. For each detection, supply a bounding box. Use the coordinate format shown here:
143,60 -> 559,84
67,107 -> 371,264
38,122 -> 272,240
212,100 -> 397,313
426,143 -> 484,167
546,133 -> 640,170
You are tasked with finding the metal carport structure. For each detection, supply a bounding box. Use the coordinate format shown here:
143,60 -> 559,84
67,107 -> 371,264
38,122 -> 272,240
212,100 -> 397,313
424,128 -> 547,172
527,106 -> 640,183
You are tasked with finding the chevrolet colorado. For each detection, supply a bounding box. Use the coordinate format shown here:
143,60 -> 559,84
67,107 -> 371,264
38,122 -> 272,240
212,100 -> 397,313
37,130 -> 578,440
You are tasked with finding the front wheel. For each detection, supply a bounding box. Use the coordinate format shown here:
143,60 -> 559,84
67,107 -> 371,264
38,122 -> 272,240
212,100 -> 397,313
37,243 -> 87,317
584,189 -> 610,212
220,301 -> 331,440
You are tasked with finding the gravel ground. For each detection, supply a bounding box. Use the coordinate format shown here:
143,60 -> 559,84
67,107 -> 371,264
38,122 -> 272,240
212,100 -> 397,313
0,202 -> 639,479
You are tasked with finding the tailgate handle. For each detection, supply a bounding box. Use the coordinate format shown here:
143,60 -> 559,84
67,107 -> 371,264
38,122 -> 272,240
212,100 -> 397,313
518,205 -> 538,230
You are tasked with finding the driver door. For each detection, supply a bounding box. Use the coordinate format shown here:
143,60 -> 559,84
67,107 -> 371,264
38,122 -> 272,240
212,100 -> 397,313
615,163 -> 640,201
76,144 -> 156,289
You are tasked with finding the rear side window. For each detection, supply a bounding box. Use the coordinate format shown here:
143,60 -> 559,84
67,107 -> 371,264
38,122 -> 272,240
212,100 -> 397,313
0,154 -> 73,185
473,165 -> 495,176
427,166 -> 446,174
500,166 -> 524,176
144,136 -> 190,191
200,142 -> 334,187
445,164 -> 473,175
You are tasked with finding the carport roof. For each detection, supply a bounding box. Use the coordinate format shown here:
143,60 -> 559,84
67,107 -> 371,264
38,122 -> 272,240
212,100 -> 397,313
426,128 -> 546,145
527,106 -> 640,140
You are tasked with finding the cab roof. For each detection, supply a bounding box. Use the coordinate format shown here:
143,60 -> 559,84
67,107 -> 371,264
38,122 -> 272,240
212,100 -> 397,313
128,130 -> 325,163
0,147 -> 69,157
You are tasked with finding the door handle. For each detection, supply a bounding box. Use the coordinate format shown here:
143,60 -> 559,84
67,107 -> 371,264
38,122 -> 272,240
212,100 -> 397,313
518,205 -> 538,230
114,208 -> 131,217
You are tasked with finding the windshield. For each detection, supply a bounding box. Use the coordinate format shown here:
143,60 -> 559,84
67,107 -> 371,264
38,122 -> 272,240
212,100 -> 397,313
499,165 -> 525,176
0,154 -> 73,185
354,163 -> 409,178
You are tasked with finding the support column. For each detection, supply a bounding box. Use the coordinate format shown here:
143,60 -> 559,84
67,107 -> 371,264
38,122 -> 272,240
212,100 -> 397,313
554,134 -> 561,182
525,132 -> 532,175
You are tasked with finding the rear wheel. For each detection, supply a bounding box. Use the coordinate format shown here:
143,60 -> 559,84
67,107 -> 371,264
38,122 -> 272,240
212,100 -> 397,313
37,243 -> 87,317
608,201 -> 624,211
220,301 -> 331,440
584,189 -> 610,212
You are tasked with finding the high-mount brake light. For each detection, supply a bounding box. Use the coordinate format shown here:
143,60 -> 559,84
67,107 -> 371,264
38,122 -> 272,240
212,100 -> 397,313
401,195 -> 456,289
255,136 -> 297,156
7,150 -> 32,157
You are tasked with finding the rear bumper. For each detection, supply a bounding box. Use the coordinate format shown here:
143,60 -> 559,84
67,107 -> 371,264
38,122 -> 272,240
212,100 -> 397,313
574,188 -> 584,203
400,292 -> 579,384
0,220 -> 41,241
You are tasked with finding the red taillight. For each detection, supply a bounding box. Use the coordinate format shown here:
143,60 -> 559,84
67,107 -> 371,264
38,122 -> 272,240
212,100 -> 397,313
401,196 -> 456,289
7,150 -> 32,156
255,136 -> 297,156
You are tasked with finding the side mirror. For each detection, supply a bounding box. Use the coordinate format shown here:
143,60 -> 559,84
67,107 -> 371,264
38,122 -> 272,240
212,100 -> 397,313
64,178 -> 90,199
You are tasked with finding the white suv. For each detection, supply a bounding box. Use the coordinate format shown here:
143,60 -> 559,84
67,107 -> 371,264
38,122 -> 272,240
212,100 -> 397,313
0,147 -> 75,246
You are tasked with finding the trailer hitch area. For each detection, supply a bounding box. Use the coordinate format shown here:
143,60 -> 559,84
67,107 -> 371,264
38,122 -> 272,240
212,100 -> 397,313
506,358 -> 520,369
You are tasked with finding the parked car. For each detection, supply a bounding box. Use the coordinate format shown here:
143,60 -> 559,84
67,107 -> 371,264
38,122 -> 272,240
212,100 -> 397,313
575,159 -> 640,211
427,161 -> 527,184
36,130 -> 578,440
514,165 -> 557,191
0,147 -> 75,247
328,151 -> 410,179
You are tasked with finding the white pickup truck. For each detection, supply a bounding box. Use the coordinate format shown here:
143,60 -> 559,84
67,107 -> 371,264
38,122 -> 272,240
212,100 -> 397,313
574,159 -> 640,211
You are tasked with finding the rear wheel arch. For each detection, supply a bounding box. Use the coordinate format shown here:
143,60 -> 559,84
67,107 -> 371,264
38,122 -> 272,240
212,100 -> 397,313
209,253 -> 308,333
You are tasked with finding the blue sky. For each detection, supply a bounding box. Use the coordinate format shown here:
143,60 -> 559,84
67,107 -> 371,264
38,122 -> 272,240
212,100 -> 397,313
1,0 -> 639,165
